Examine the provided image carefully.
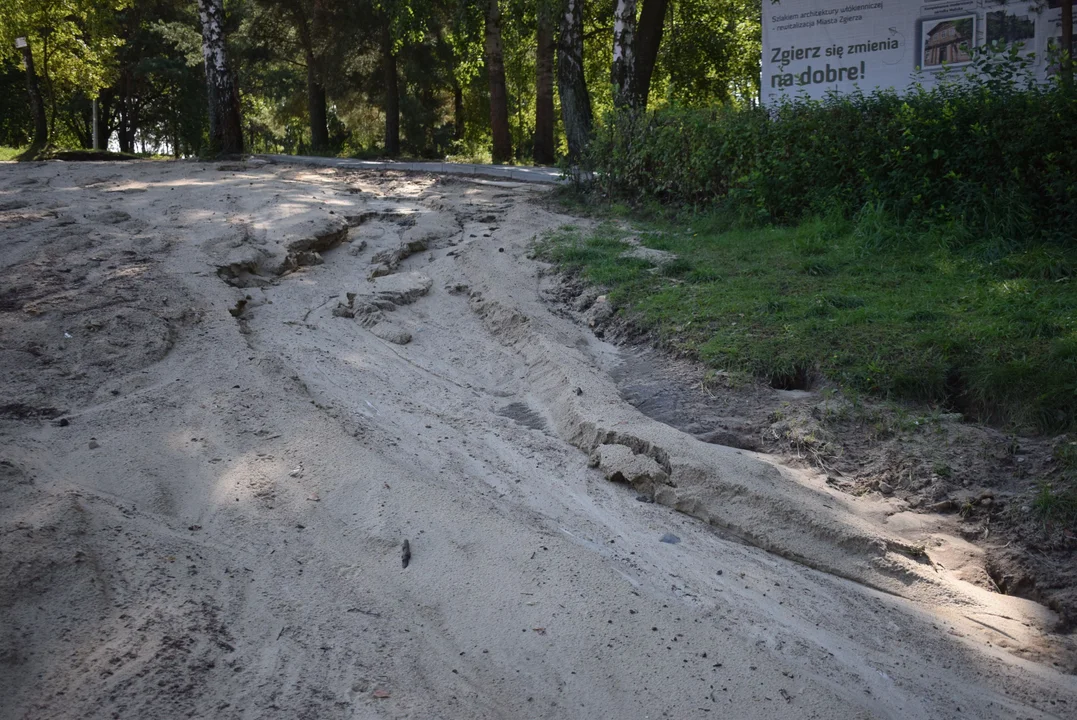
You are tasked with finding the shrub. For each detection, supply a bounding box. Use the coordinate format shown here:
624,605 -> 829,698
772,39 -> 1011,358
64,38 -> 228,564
587,52 -> 1077,249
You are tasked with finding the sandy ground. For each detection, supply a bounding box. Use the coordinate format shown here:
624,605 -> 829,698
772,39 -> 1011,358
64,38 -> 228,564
1,159 -> 1075,720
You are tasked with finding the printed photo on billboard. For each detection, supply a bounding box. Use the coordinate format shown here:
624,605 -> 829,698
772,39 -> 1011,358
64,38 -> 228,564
986,10 -> 1036,48
921,15 -> 976,69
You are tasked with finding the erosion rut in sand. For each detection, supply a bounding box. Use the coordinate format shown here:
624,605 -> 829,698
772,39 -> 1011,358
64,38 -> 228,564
0,160 -> 1074,720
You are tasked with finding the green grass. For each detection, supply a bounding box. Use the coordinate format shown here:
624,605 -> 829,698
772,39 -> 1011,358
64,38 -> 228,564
1038,440 -> 1077,533
538,212 -> 1077,432
1032,480 -> 1077,533
0,146 -> 27,161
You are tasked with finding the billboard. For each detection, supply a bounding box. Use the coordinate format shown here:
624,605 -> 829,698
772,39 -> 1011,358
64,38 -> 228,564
762,0 -> 1075,103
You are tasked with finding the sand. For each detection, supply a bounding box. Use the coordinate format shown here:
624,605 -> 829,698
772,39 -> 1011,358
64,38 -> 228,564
1,158 -> 1075,719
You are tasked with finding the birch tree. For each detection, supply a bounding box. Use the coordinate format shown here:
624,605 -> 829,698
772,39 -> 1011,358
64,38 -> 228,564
557,0 -> 591,159
196,0 -> 243,155
611,0 -> 636,106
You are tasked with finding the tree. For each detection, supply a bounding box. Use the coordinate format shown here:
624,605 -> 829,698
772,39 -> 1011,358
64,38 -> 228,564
533,3 -> 555,164
16,39 -> 48,153
653,0 -> 761,105
0,0 -> 128,148
628,0 -> 667,108
375,0 -> 438,156
197,0 -> 243,154
381,21 -> 400,155
611,0 -> 636,106
0,60 -> 34,148
485,0 -> 512,162
265,0 -> 331,151
558,0 -> 591,159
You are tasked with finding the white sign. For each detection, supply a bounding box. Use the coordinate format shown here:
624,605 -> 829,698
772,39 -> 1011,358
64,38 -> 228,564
762,0 -> 1075,103
15,37 -> 27,49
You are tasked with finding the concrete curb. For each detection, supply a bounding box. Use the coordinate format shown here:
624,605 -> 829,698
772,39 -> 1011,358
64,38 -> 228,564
253,154 -> 566,185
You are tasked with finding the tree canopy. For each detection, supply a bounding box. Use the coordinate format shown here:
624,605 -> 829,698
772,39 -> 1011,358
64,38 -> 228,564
0,0 -> 766,158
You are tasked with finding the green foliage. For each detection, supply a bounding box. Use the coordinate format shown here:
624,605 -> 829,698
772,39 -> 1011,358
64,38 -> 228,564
0,0 -> 768,160
0,0 -> 131,147
0,61 -> 32,147
1031,481 -> 1077,533
0,0 -> 130,96
651,0 -> 762,106
589,51 -> 1077,251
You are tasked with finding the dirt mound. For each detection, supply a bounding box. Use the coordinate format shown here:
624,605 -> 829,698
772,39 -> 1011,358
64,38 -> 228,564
0,160 -> 1073,720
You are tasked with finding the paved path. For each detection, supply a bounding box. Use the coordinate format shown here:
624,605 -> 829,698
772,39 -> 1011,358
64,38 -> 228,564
255,153 -> 564,184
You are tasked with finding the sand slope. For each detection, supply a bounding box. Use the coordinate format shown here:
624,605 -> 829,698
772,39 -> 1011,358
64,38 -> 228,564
1,160 -> 1074,720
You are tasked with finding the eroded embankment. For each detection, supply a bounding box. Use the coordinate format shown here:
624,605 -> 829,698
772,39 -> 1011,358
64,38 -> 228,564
450,204 -> 1073,664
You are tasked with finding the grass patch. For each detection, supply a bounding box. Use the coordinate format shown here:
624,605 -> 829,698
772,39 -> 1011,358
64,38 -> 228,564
1032,481 -> 1077,533
537,213 -> 1077,432
1031,439 -> 1077,533
0,146 -> 26,161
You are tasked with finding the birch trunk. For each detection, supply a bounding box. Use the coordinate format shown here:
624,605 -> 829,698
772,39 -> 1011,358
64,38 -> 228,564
197,0 -> 244,155
611,0 -> 637,106
557,0 -> 592,160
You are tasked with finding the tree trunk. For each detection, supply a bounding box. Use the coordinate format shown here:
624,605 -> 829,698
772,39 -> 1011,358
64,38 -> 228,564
42,33 -> 56,144
306,52 -> 329,152
533,11 -> 555,164
1063,0 -> 1074,89
381,24 -> 400,156
197,0 -> 244,155
95,89 -> 112,150
629,0 -> 667,109
611,0 -> 637,106
453,80 -> 465,141
291,2 -> 330,153
557,0 -> 592,160
485,0 -> 512,163
118,72 -> 133,154
68,102 -> 92,149
18,42 -> 48,154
